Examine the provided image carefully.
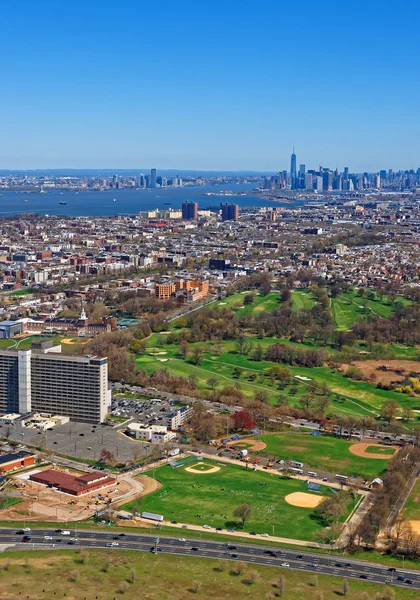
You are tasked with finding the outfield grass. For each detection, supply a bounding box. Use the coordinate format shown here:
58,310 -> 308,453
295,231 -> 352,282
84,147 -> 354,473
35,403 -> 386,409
259,433 -> 390,480
123,460 -> 344,541
403,478 -> 420,520
0,549 -> 416,600
364,445 -> 396,455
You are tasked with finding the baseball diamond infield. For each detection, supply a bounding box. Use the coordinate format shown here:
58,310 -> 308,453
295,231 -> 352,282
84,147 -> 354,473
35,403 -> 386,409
285,492 -> 325,508
349,443 -> 398,459
228,439 -> 267,451
184,463 -> 221,474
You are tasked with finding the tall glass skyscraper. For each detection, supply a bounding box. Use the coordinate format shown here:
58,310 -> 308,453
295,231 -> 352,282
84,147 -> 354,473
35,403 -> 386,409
290,147 -> 297,189
151,168 -> 157,188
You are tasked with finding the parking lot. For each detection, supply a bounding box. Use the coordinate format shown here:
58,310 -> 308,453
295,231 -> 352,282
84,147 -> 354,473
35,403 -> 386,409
4,421 -> 149,464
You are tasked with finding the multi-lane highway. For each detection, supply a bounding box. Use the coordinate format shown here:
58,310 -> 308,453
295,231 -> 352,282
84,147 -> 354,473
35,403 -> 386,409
1,527 -> 418,589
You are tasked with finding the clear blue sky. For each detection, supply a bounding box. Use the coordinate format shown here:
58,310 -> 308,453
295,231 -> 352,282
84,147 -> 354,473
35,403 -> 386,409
1,0 -> 419,172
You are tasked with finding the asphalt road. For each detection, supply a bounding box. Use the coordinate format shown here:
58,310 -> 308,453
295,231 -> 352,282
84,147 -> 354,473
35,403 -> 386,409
2,527 -> 419,589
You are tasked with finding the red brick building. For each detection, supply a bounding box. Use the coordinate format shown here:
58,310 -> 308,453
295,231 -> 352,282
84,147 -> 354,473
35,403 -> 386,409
0,451 -> 36,473
30,469 -> 116,496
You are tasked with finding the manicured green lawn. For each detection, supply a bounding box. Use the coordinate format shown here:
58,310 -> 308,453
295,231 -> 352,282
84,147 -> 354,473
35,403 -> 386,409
403,478 -> 420,520
0,549 -> 416,600
259,433 -> 390,480
332,292 -> 410,331
137,337 -> 418,419
123,460 -> 343,541
364,445 -> 396,455
212,291 -> 281,317
291,290 -> 316,311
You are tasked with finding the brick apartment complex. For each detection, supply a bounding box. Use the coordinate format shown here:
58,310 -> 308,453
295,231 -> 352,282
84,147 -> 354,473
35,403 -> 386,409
155,279 -> 209,302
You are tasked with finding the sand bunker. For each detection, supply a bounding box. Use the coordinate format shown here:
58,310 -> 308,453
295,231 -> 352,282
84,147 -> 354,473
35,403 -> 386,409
156,351 -> 167,355
349,443 -> 398,459
285,492 -> 325,508
185,464 -> 221,474
227,439 -> 266,451
409,521 -> 420,535
158,358 -> 168,362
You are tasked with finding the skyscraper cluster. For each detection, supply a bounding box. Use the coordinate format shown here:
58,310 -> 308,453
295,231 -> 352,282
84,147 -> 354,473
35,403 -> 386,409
137,169 -> 183,189
262,150 -> 420,193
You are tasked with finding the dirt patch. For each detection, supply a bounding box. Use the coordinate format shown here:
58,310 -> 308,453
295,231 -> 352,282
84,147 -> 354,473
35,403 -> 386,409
282,445 -> 307,453
135,475 -> 161,496
409,520 -> 420,535
227,439 -> 266,451
285,492 -> 325,508
339,359 -> 420,386
61,338 -> 87,345
349,442 -> 398,459
185,464 -> 221,474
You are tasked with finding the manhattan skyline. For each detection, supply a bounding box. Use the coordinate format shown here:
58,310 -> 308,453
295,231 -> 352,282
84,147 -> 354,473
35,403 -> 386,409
0,0 -> 419,171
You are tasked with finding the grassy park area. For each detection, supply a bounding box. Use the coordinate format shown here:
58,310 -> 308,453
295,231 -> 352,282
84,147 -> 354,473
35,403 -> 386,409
403,478 -> 420,521
123,459 -> 351,541
259,433 -> 393,480
137,332 -> 417,419
0,549 -> 415,600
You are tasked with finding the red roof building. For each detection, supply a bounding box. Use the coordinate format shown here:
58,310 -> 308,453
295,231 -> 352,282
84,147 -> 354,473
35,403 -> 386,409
30,469 -> 116,496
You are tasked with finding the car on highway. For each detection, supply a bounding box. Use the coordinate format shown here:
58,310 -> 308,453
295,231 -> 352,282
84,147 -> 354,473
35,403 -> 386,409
359,575 -> 368,579
227,545 -> 237,550
387,567 -> 396,572
249,532 -> 256,535
405,579 -> 413,585
191,547 -> 199,551
22,536 -> 31,542
203,525 -> 211,529
280,563 -> 290,568
106,542 -> 119,547
44,536 -> 53,540
178,538 -> 186,542
230,554 -> 238,558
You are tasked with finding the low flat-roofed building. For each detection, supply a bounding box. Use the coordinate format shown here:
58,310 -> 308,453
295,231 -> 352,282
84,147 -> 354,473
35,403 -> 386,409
29,469 -> 116,496
0,413 -> 21,424
126,423 -> 176,443
0,450 -> 36,473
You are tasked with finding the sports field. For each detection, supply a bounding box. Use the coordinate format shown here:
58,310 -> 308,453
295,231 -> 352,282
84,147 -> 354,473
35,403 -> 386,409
123,459 -> 346,541
259,433 -> 391,479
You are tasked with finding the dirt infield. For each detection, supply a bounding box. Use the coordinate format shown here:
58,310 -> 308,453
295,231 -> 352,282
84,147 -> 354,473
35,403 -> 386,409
349,442 -> 398,459
285,492 -> 325,508
185,463 -> 221,474
227,439 -> 267,451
